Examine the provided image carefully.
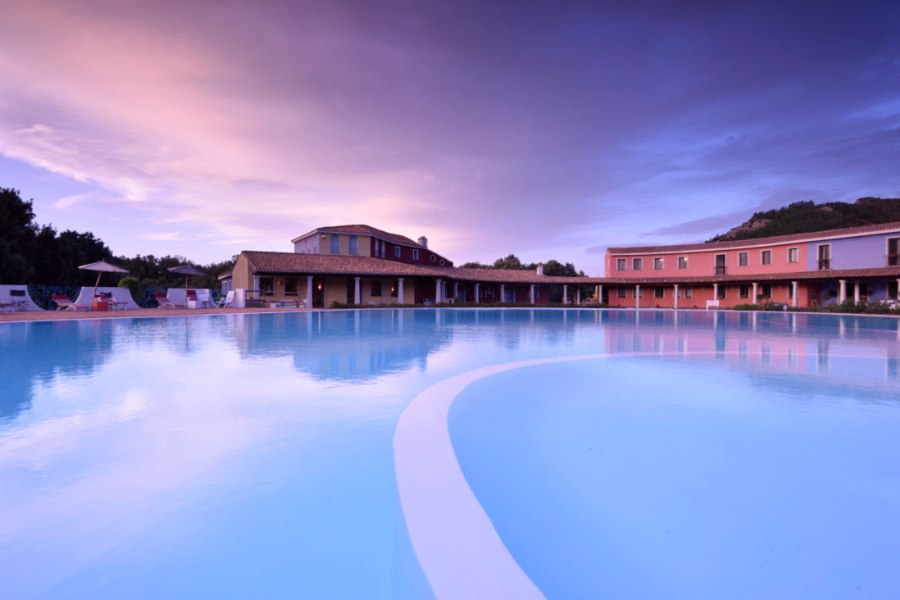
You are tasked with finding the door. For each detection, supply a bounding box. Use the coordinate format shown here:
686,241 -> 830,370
818,244 -> 831,270
715,254 -> 726,275
888,238 -> 899,266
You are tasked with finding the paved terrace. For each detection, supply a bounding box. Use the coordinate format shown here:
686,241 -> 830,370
0,306 -> 312,323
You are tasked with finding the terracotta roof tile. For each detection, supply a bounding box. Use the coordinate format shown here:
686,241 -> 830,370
608,221 -> 900,254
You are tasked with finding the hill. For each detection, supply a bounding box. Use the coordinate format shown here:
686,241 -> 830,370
708,197 -> 900,242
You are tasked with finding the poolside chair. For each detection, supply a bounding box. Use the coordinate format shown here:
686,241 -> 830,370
153,292 -> 184,309
52,294 -> 90,311
195,289 -> 213,308
216,290 -> 234,308
0,296 -> 14,314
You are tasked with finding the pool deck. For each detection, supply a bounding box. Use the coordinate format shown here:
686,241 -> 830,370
0,306 -> 311,323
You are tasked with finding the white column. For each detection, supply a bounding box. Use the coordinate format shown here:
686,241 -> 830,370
454,282 -> 459,299
576,287 -> 581,305
635,285 -> 640,309
500,284 -> 505,303
530,285 -> 535,304
752,282 -> 758,305
791,281 -> 799,308
673,284 -> 679,309
474,283 -> 480,304
306,276 -> 314,308
853,281 -> 860,303
713,283 -> 719,303
253,276 -> 260,300
563,285 -> 568,305
436,279 -> 443,303
838,280 -> 847,303
354,277 -> 361,305
398,278 -> 404,304
598,285 -> 603,305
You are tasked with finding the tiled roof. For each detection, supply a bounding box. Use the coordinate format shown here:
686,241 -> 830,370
608,221 -> 900,254
593,266 -> 900,285
291,224 -> 424,248
244,252 -> 441,277
243,252 -> 595,284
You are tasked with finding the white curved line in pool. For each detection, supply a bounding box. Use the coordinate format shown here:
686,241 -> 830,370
394,354 -> 611,600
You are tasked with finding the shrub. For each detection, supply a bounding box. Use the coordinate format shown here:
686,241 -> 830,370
118,276 -> 141,304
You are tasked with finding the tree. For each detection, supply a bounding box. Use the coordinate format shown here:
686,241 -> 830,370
0,188 -> 38,282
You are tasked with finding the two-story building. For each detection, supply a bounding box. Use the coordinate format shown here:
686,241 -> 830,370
227,224 -> 592,308
601,222 -> 900,309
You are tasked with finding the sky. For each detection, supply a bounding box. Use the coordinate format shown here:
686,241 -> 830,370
0,0 -> 898,274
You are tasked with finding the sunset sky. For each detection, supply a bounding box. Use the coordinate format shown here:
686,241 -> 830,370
1,0 -> 898,272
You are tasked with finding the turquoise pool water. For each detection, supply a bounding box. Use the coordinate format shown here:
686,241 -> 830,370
0,309 -> 898,599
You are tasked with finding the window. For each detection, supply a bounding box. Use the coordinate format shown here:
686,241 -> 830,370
616,258 -> 627,271
788,284 -> 794,300
285,278 -> 299,296
637,288 -> 643,299
632,258 -> 643,271
349,235 -> 358,255
430,254 -> 436,262
683,287 -> 693,299
654,287 -> 664,298
259,277 -> 274,295
761,250 -> 772,265
760,284 -> 772,298
889,281 -> 899,299
817,244 -> 831,270
395,246 -> 401,258
440,259 -> 445,266
412,249 -> 419,260
390,282 -> 398,297
788,247 -> 799,263
617,288 -> 627,298
330,235 -> 340,254
678,256 -> 688,269
370,280 -> 383,297
654,257 -> 664,270
739,285 -> 750,299
718,286 -> 726,299
715,254 -> 727,275
888,237 -> 899,266
738,252 -> 749,267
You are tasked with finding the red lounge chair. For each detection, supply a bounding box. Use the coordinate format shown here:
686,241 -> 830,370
153,292 -> 184,309
52,294 -> 90,311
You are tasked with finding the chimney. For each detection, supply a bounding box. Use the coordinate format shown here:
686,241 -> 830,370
417,236 -> 428,249
536,262 -> 544,275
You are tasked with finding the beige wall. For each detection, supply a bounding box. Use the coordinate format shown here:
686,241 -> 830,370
359,277 -> 414,305
233,254 -> 252,290
320,234 -> 371,257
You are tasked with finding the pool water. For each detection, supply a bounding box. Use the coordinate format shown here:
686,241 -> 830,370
0,309 -> 898,599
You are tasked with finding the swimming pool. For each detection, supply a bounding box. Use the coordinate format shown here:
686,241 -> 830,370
1,309 -> 898,599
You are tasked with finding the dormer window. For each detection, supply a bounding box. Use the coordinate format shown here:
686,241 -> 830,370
395,246 -> 401,258
330,235 -> 340,254
412,249 -> 419,260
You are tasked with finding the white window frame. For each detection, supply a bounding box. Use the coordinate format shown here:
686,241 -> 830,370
760,249 -> 773,265
739,285 -> 750,299
677,256 -> 688,269
886,237 -> 900,267
616,258 -> 627,271
394,246 -> 401,258
616,287 -> 627,298
412,249 -> 419,260
632,257 -> 643,271
683,287 -> 693,299
654,287 -> 664,298
654,257 -> 664,270
738,252 -> 749,267
787,246 -> 799,264
330,235 -> 340,254
349,235 -> 358,255
817,243 -> 831,270
430,254 -> 436,262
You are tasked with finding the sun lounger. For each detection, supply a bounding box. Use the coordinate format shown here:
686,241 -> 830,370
52,294 -> 91,311
153,292 -> 184,309
216,290 -> 234,308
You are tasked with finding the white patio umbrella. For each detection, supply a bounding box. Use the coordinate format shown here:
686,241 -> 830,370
78,260 -> 129,297
167,265 -> 207,294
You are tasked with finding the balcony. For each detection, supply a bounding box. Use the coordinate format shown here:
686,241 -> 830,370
714,266 -> 727,275
818,259 -> 831,270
